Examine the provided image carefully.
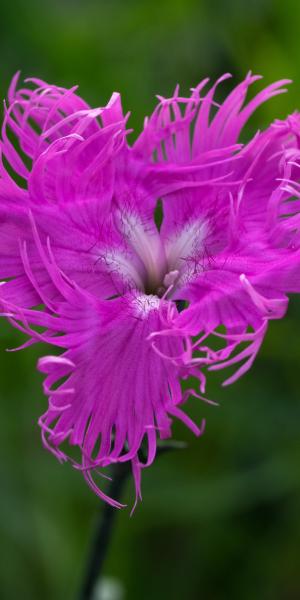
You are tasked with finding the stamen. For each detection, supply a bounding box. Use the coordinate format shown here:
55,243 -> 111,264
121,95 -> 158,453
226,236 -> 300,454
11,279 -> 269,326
163,269 -> 179,288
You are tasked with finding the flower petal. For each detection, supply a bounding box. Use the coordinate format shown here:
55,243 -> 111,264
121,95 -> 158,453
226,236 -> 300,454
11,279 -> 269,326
2,74 -> 128,208
0,234 -> 205,507
173,265 -> 289,385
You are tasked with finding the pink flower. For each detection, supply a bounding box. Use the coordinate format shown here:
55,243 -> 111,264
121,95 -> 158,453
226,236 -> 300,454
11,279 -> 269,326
0,72 -> 300,508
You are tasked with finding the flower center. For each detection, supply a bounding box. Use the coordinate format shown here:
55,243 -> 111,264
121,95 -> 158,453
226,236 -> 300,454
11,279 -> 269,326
132,293 -> 161,317
115,208 -> 168,294
113,207 -> 208,298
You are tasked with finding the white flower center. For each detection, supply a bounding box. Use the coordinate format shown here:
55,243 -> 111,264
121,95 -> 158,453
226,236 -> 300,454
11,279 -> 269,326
103,208 -> 209,298
95,248 -> 145,290
115,209 -> 167,292
165,219 -> 208,272
132,293 -> 161,317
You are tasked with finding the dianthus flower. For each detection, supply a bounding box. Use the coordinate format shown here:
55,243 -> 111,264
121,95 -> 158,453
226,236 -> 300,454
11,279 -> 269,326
0,72 -> 300,508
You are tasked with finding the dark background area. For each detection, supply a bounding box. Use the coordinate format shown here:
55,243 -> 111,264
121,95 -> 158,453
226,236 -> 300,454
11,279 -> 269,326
1,1 -> 300,599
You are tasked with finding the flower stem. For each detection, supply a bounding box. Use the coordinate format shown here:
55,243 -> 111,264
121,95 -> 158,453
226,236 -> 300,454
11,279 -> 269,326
78,462 -> 131,600
78,441 -> 186,599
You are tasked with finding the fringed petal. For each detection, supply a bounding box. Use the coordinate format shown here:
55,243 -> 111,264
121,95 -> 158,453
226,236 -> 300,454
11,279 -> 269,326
0,232 -> 207,509
172,268 -> 289,385
1,74 -> 129,208
134,73 -> 290,162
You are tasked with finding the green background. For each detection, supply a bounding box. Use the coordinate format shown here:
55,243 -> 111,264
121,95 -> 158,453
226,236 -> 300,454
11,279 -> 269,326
1,1 -> 300,599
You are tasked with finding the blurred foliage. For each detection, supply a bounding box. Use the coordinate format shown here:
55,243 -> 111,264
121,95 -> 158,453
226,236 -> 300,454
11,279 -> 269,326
1,0 -> 300,599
